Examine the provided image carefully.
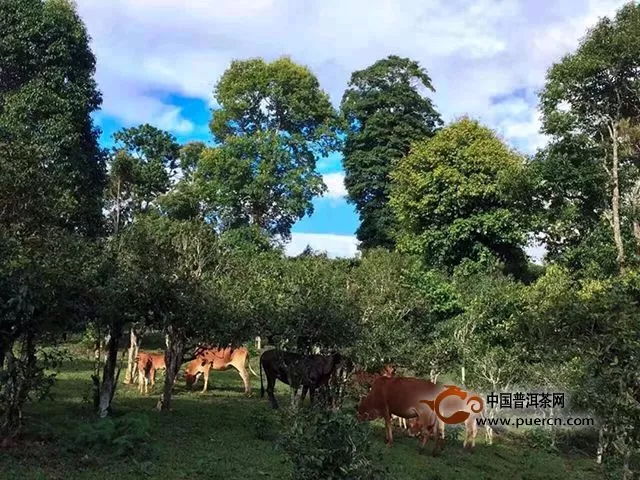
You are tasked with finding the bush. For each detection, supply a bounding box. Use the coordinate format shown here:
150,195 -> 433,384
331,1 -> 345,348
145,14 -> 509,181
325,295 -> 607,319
252,409 -> 278,441
279,407 -> 388,480
72,413 -> 152,457
524,427 -> 556,452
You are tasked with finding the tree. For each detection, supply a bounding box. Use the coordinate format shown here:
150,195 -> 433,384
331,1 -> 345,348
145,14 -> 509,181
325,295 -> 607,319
0,0 -> 105,434
206,57 -> 339,238
539,2 -> 640,271
390,117 -> 533,275
98,124 -> 180,404
341,55 -> 443,250
121,215 -> 222,411
107,124 -> 180,233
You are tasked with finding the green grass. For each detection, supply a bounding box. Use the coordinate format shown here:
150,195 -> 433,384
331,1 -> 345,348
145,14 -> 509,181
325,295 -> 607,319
0,347 -> 607,480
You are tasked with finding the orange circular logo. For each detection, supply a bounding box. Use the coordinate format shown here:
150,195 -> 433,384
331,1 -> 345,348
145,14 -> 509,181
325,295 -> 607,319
420,385 -> 484,425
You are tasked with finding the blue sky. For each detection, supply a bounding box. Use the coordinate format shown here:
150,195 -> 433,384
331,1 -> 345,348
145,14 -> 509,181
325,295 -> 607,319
77,0 -> 628,260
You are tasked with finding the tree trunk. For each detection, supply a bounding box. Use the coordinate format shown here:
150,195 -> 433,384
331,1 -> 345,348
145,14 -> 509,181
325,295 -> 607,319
610,123 -> 625,271
622,448 -> 632,480
255,336 -> 261,350
123,326 -> 139,384
98,324 -> 122,418
430,368 -> 439,383
157,329 -> 184,411
461,365 -> 466,385
596,425 -> 606,465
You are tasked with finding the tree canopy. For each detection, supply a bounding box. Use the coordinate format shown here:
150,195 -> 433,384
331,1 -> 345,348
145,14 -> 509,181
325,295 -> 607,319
390,117 -> 533,274
341,55 -> 443,250
205,57 -> 339,238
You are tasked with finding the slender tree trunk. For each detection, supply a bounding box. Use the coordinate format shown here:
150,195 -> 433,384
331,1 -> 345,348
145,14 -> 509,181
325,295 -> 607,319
255,336 -> 261,350
622,448 -> 632,480
461,365 -> 466,385
157,329 -> 184,411
430,368 -> 439,383
98,324 -> 123,418
596,425 -> 606,465
610,123 -> 625,271
123,326 -> 139,384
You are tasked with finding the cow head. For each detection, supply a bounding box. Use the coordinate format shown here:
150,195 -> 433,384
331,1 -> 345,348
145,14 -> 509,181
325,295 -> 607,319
356,395 -> 380,422
184,358 -> 207,388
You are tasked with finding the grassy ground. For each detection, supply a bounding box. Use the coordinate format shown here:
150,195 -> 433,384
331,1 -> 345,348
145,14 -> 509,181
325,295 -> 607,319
0,346 -> 607,480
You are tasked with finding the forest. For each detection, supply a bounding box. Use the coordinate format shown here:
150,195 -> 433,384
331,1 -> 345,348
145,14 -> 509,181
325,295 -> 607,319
1,1 -> 640,479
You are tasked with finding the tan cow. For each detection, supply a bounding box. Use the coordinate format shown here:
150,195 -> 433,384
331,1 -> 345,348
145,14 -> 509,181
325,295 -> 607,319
357,376 -> 484,454
136,352 -> 166,395
185,346 -> 258,395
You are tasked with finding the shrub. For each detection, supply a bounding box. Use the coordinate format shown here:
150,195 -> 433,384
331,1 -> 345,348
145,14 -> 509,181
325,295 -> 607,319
72,413 -> 152,457
279,407 -> 388,480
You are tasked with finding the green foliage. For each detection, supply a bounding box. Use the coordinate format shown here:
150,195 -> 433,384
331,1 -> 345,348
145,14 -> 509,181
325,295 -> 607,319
107,124 -> 181,232
0,0 -> 106,236
341,55 -> 443,249
538,2 -> 640,272
524,427 -> 556,452
205,56 -> 339,238
72,413 -> 152,457
390,117 -> 534,275
279,407 -> 388,480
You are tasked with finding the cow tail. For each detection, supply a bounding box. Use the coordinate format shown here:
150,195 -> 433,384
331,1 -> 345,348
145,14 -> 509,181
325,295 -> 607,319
259,351 -> 265,398
248,355 -> 259,377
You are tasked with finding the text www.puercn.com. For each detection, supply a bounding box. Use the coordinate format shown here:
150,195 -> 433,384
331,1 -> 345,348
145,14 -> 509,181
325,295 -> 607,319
476,416 -> 595,428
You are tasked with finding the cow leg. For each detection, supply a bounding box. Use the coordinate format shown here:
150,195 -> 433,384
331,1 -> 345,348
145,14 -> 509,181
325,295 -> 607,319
266,376 -> 278,409
236,365 -> 251,396
309,387 -> 315,406
383,411 -> 394,447
301,385 -> 308,404
434,419 -> 445,456
464,416 -> 478,450
202,367 -> 210,393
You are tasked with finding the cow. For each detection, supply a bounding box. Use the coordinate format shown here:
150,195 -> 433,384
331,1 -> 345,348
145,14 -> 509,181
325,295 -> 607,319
136,351 -> 166,395
356,376 -> 484,454
259,349 -> 344,409
352,364 -> 407,429
184,346 -> 258,395
356,376 -> 445,455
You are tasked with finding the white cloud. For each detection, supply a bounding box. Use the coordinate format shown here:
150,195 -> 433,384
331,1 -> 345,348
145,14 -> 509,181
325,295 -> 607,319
74,0 -> 628,147
285,233 -> 360,258
322,172 -> 347,200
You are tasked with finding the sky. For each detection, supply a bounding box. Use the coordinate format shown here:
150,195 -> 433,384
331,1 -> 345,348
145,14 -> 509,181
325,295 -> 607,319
74,0 -> 630,261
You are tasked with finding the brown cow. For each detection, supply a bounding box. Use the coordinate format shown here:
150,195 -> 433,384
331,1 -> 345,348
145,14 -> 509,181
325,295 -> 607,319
136,352 -> 166,395
184,346 -> 258,395
352,365 -> 407,429
356,376 -> 445,455
356,376 -> 484,453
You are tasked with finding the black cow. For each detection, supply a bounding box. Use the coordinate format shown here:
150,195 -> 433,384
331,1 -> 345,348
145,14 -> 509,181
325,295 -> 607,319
259,349 -> 343,409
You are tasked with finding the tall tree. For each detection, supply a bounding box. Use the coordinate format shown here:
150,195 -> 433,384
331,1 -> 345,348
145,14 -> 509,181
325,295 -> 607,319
390,118 -> 533,275
539,2 -> 640,272
340,55 -> 443,249
0,0 -> 105,433
100,124 -> 180,398
207,57 -> 339,238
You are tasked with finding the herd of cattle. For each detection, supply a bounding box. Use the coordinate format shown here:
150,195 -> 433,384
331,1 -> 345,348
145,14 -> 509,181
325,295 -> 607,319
134,345 -> 485,455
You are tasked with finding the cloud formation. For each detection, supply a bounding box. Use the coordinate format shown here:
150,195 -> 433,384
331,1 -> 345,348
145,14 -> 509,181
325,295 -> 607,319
285,233 -> 360,258
75,0 -> 627,152
321,172 -> 347,200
